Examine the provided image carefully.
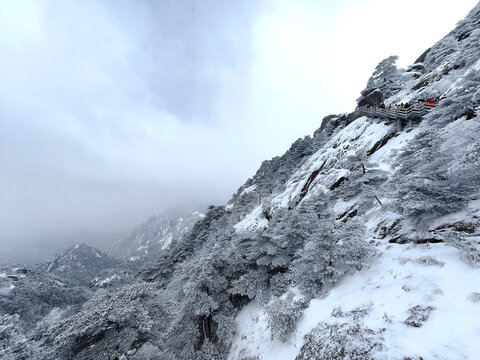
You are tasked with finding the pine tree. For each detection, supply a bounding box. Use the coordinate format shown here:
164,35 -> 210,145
359,55 -> 402,101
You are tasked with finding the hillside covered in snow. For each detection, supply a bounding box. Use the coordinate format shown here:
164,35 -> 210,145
1,3 -> 480,360
108,210 -> 204,262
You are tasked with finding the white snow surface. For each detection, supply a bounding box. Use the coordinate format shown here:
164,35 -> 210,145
0,283 -> 15,296
234,205 -> 269,233
241,185 -> 257,196
229,240 -> 480,360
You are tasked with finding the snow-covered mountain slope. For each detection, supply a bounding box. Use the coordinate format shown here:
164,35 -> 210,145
230,218 -> 480,360
225,5 -> 480,358
226,5 -> 480,359
2,4 -> 480,360
108,210 -> 204,261
44,243 -> 120,285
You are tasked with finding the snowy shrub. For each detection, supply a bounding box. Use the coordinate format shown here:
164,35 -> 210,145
393,177 -> 465,218
444,232 -> 480,267
265,294 -> 308,342
297,321 -> 384,360
297,305 -> 383,359
397,256 -> 445,267
388,122 -> 480,233
212,313 -> 237,350
291,213 -> 373,298
331,306 -> 371,321
196,339 -> 223,360
228,268 -> 270,301
269,271 -> 294,297
404,305 -> 436,328
415,256 -> 445,267
467,292 -> 480,304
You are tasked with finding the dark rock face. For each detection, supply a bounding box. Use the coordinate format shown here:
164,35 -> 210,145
410,63 -> 426,72
433,221 -> 475,234
319,112 -> 361,135
367,132 -> 396,156
329,176 -> 348,191
454,107 -> 477,120
358,89 -> 384,107
414,47 -> 431,64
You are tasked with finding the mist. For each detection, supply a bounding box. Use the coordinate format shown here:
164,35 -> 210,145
0,0 -> 477,254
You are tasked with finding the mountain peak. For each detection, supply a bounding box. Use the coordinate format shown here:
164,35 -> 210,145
45,243 -> 119,285
108,209 -> 204,261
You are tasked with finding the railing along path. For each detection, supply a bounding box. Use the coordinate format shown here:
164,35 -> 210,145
357,102 -> 437,131
358,102 -> 435,120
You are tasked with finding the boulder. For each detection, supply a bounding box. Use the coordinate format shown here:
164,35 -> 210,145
358,89 -> 384,107
414,47 -> 431,64
411,63 -> 425,71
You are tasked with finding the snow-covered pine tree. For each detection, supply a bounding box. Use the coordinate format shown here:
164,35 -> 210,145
358,55 -> 402,104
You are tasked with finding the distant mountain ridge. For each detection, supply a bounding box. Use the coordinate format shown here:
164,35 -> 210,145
0,230 -> 124,265
44,243 -> 120,285
108,210 -> 204,261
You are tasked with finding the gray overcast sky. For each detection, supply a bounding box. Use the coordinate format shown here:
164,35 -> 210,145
0,0 -> 477,247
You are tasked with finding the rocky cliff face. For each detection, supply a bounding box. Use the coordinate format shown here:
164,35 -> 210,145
2,4 -> 480,360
